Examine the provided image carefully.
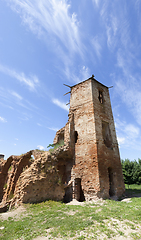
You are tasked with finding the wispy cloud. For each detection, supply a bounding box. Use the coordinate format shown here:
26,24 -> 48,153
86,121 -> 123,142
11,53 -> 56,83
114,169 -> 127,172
91,36 -> 102,59
0,116 -> 7,123
92,0 -> 100,7
11,91 -> 23,101
115,118 -> 140,150
102,13 -> 119,51
64,65 -> 90,84
99,2 -> 131,52
0,63 -> 39,91
115,48 -> 141,126
115,79 -> 141,126
7,0 -> 82,56
48,127 -> 59,132
37,123 -> 58,132
52,98 -> 69,112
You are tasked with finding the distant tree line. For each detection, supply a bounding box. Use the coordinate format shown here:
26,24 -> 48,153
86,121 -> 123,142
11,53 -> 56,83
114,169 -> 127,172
121,159 -> 141,185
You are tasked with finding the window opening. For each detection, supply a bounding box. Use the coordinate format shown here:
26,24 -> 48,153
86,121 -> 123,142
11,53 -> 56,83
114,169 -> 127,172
98,90 -> 104,104
74,131 -> 78,143
102,121 -> 112,148
108,167 -> 114,197
58,132 -> 64,143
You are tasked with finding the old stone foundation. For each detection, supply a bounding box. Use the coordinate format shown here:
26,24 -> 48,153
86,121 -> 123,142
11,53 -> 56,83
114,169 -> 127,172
0,76 -> 125,212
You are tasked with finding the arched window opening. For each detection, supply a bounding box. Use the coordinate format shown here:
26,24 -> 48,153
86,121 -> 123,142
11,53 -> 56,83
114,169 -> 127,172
98,90 -> 104,104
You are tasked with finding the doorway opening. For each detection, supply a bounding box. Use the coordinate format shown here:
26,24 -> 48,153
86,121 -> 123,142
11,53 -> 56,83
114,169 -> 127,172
108,167 -> 114,197
75,178 -> 85,202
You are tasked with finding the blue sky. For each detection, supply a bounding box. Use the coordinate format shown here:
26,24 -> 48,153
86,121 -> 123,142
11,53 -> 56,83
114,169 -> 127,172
0,0 -> 141,160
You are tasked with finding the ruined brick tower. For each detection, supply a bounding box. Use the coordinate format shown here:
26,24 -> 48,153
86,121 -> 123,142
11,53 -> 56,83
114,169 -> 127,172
0,76 -> 125,212
54,76 -> 125,201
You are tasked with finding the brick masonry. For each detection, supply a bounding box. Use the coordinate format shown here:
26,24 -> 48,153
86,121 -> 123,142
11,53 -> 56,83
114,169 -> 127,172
55,76 -> 125,201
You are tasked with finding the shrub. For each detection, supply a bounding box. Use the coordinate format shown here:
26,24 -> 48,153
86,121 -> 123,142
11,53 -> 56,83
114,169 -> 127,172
47,140 -> 64,153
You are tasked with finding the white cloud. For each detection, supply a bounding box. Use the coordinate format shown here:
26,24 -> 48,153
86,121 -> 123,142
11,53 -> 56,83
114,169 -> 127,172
0,63 -> 39,91
92,0 -> 100,7
99,2 -> 131,52
115,76 -> 141,126
7,0 -> 82,55
37,145 -> 45,151
48,127 -> 59,132
116,49 -> 134,76
81,66 -> 91,81
117,136 -> 125,146
115,118 -> 141,151
114,45 -> 141,126
19,116 -> 29,121
106,15 -> 119,50
91,36 -> 102,59
52,98 -> 69,112
0,117 -> 7,123
125,124 -> 140,139
64,65 -> 90,84
11,91 -> 23,100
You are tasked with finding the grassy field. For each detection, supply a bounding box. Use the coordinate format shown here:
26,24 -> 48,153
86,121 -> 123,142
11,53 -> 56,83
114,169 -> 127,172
0,185 -> 141,240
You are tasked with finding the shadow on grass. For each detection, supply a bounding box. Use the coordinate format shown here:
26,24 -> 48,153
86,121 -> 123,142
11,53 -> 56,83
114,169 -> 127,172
125,184 -> 141,197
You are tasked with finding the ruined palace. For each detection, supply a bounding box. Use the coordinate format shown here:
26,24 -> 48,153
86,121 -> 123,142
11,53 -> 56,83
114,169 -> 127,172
0,76 -> 125,211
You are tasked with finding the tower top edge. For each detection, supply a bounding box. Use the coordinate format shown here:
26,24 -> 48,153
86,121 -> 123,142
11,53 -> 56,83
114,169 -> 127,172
71,76 -> 108,89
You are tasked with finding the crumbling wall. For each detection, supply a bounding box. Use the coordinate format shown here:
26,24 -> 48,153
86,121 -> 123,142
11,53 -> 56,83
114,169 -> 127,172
11,151 -> 64,207
0,156 -> 13,202
53,127 -> 65,145
0,146 -> 73,212
2,151 -> 33,203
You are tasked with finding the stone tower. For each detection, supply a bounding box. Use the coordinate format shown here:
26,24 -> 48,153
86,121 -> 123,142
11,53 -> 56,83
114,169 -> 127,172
54,76 -> 125,201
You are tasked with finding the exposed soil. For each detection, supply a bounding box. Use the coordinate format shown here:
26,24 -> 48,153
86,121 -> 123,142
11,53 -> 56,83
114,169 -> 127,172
0,194 -> 141,240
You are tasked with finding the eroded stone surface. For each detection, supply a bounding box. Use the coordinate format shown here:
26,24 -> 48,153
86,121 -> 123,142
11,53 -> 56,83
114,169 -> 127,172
54,77 -> 125,201
0,147 -> 73,211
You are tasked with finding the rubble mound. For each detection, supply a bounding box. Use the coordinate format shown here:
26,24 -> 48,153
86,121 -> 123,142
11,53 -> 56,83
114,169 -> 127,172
0,147 -> 73,212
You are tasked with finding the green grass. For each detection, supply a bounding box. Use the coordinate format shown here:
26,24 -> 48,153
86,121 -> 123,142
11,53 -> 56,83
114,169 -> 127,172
0,185 -> 141,239
125,184 -> 141,196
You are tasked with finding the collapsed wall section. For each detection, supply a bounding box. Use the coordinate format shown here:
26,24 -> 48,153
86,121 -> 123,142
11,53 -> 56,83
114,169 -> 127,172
0,146 -> 73,212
